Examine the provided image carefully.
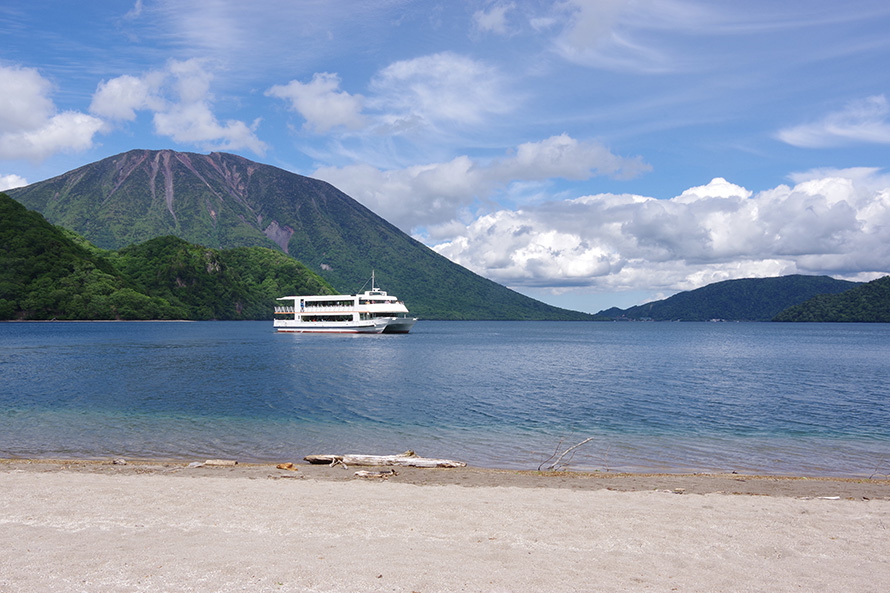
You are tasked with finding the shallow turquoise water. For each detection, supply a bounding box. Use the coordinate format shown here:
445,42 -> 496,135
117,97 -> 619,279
1,320 -> 888,477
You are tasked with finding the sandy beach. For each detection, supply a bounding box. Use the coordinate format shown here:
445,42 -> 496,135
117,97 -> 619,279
2,459 -> 889,592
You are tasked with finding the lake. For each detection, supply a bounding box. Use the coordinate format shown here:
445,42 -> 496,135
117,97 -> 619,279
1,320 -> 888,477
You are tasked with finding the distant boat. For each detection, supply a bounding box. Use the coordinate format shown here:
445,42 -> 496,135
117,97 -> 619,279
273,272 -> 417,334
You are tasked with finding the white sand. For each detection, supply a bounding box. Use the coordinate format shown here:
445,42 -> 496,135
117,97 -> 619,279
1,470 -> 889,592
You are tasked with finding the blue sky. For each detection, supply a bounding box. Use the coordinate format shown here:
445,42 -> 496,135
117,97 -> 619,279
2,0 -> 890,312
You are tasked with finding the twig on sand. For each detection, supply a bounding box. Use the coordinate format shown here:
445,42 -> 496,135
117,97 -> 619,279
538,436 -> 595,471
869,456 -> 889,480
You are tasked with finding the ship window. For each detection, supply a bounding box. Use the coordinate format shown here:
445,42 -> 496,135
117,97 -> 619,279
305,299 -> 353,308
303,313 -> 353,323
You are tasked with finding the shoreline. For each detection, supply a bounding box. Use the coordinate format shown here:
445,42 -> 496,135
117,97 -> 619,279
3,457 -> 889,592
4,457 -> 889,499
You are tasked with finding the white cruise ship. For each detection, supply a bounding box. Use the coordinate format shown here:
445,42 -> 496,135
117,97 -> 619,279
273,273 -> 417,334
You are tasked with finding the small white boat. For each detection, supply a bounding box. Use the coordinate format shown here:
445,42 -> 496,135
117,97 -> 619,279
273,272 -> 417,334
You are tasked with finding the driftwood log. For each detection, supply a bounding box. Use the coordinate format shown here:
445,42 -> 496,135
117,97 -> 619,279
354,469 -> 398,479
303,452 -> 466,468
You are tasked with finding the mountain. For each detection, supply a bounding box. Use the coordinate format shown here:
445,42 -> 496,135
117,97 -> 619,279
0,193 -> 334,320
7,149 -> 592,320
773,275 -> 890,322
598,275 -> 860,321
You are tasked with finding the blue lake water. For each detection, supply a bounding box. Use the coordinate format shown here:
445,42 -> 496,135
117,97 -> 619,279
1,320 -> 889,477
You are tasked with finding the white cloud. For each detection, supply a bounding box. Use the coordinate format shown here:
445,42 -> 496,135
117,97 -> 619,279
313,134 -> 649,232
0,65 -> 104,161
473,2 -> 515,35
0,173 -> 28,191
788,166 -> 888,186
0,112 -> 104,162
89,59 -> 267,154
267,73 -> 365,133
267,53 -> 516,142
493,133 -> 651,181
434,210 -> 622,286
0,66 -> 55,133
155,60 -> 267,154
428,171 -> 890,296
369,52 -> 514,132
90,73 -> 165,121
672,177 -> 751,203
777,95 -> 890,148
124,0 -> 143,20
557,0 -> 627,50
553,0 -> 674,72
314,157 -> 486,233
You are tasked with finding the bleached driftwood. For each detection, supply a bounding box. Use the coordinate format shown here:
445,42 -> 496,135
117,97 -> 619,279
303,452 -> 466,469
354,469 -> 398,479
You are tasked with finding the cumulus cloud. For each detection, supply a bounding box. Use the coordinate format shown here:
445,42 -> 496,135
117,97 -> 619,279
429,173 -> 890,296
90,73 -> 165,121
0,173 -> 28,191
0,65 -> 104,161
89,59 -> 267,154
0,66 -> 54,133
777,95 -> 890,148
266,73 -> 365,133
313,134 -> 649,232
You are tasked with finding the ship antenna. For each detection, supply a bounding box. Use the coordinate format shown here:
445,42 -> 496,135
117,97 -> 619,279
355,270 -> 377,294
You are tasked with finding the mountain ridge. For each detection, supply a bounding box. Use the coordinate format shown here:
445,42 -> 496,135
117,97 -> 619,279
598,275 -> 860,321
8,149 -> 594,321
773,276 -> 890,322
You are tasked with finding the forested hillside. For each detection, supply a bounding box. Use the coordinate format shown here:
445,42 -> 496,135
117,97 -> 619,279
773,276 -> 890,322
598,275 -> 859,321
0,193 -> 333,320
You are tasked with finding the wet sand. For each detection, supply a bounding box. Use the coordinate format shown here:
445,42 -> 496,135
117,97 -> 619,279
2,458 -> 889,592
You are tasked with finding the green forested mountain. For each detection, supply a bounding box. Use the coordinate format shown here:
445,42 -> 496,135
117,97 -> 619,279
106,236 -> 335,320
7,149 -> 592,320
773,276 -> 890,322
0,193 -> 333,320
1,192 -> 169,320
598,275 -> 859,321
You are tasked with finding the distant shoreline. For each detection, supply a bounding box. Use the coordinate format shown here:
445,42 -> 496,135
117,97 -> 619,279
1,319 -> 197,322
